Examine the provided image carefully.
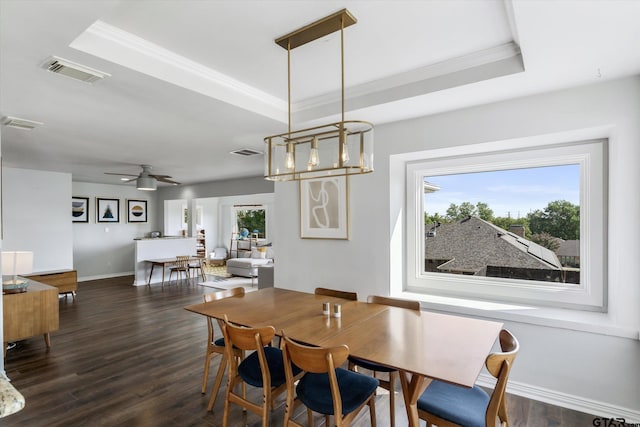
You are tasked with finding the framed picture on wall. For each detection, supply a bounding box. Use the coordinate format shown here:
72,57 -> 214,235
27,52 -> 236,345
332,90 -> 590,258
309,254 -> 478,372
72,196 -> 90,223
299,176 -> 349,240
127,199 -> 148,223
96,197 -> 120,223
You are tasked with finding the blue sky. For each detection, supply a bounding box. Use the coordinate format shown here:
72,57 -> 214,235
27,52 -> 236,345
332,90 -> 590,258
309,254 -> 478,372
423,164 -> 580,219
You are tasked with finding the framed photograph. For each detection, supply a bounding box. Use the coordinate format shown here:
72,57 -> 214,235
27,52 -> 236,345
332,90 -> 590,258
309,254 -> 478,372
127,199 -> 148,223
72,196 -> 90,223
299,176 -> 349,239
96,198 -> 120,223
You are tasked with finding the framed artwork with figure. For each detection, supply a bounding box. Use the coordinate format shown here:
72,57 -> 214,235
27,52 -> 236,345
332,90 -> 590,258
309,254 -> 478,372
299,176 -> 349,239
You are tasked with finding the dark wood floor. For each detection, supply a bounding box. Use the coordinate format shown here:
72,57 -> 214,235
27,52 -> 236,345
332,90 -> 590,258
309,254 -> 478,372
3,276 -> 601,426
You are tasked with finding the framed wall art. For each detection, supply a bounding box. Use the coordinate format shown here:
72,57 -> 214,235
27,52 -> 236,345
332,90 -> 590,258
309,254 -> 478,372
72,196 -> 90,223
299,176 -> 349,239
96,197 -> 120,223
127,199 -> 148,223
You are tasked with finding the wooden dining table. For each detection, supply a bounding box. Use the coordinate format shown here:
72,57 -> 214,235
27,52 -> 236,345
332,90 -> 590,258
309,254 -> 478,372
184,287 -> 502,427
145,256 -> 204,286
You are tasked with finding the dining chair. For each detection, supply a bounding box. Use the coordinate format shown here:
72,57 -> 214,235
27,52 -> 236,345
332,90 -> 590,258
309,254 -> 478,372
314,287 -> 358,301
281,334 -> 379,427
189,257 -> 206,282
417,329 -> 520,427
221,317 -> 302,427
201,287 -> 245,412
168,255 -> 190,284
347,295 -> 421,427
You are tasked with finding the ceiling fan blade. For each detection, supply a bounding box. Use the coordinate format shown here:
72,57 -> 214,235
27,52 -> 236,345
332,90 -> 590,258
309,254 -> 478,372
105,172 -> 138,177
149,174 -> 172,179
155,176 -> 180,185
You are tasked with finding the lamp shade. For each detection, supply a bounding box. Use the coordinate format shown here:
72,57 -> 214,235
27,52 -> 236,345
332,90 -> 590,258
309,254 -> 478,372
2,251 -> 34,276
136,176 -> 157,191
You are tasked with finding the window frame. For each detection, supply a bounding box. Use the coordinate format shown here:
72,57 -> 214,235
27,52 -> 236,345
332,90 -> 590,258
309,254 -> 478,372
233,205 -> 267,240
405,139 -> 607,311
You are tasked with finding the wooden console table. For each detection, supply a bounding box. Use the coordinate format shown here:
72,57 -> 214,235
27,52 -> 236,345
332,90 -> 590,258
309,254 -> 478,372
25,269 -> 77,300
3,279 -> 59,356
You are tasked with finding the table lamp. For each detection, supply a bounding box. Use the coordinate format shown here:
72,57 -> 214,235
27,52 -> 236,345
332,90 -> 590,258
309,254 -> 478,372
2,251 -> 34,293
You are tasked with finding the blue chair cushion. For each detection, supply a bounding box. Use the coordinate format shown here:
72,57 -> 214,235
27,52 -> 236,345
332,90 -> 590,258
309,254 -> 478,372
348,355 -> 396,373
296,368 -> 379,416
417,380 -> 490,427
238,346 -> 301,388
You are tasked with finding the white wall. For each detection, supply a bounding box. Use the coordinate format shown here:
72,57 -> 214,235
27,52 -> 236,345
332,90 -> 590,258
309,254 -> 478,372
3,168 -> 73,272
195,197 -> 220,253
72,182 -> 158,281
273,77 -> 640,418
164,199 -> 186,236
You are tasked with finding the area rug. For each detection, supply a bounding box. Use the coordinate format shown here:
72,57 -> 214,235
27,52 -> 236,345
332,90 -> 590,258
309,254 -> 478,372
203,264 -> 231,278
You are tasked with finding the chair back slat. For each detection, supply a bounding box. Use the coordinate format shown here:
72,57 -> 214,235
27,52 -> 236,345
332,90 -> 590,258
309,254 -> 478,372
315,287 -> 358,301
485,329 -> 519,377
224,321 -> 275,351
282,335 -> 349,373
367,295 -> 420,311
175,255 -> 190,268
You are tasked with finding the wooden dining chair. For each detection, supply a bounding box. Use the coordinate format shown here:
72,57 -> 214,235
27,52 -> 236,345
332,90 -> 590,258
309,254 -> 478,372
221,317 -> 302,427
417,329 -> 520,427
314,287 -> 358,301
168,255 -> 190,284
281,334 -> 378,427
347,295 -> 421,427
189,257 -> 206,282
201,287 -> 245,412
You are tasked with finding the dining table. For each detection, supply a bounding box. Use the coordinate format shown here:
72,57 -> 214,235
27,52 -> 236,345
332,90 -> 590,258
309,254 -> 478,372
184,287 -> 502,427
145,256 -> 204,286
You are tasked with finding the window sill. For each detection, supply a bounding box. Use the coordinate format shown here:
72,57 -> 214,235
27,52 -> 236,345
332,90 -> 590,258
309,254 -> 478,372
397,290 -> 639,340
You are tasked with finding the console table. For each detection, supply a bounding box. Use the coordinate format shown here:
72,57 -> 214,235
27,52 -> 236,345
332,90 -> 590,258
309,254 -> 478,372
25,269 -> 77,300
3,279 -> 59,356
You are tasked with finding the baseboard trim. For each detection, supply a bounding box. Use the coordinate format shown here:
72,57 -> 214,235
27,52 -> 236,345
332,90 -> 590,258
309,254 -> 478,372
476,374 -> 640,422
78,272 -> 133,282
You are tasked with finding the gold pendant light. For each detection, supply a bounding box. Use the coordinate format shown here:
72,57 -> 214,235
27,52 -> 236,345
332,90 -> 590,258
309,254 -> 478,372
264,9 -> 374,181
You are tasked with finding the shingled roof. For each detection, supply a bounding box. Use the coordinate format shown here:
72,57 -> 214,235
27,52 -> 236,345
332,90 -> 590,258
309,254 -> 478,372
425,216 -> 562,274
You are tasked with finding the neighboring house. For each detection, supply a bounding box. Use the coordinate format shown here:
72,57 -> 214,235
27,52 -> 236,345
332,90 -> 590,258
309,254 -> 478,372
556,239 -> 580,268
425,216 -> 579,284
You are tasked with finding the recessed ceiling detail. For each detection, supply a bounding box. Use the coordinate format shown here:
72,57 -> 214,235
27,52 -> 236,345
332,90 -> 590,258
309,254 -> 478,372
70,20 -> 288,123
1,116 -> 43,130
41,56 -> 110,83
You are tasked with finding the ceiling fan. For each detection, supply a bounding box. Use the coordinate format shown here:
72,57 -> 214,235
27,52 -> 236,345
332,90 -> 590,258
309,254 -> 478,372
104,164 -> 180,191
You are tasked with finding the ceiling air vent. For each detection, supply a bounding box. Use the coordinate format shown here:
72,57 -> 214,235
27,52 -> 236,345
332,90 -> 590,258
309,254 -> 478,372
41,56 -> 110,83
1,116 -> 43,130
230,149 -> 263,157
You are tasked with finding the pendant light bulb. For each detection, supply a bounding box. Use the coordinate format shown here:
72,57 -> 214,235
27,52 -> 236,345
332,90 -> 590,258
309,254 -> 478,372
308,137 -> 320,168
341,133 -> 350,164
285,142 -> 295,170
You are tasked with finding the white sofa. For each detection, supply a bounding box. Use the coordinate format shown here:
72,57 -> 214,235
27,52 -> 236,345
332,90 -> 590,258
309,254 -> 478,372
226,247 -> 274,277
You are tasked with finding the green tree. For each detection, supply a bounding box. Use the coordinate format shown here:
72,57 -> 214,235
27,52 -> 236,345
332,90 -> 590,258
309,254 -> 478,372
476,202 -> 494,221
527,200 -> 579,240
425,212 -> 445,225
236,209 -> 266,238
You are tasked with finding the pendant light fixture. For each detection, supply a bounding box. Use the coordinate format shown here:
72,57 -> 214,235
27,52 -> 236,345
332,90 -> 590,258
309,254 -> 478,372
264,9 -> 374,181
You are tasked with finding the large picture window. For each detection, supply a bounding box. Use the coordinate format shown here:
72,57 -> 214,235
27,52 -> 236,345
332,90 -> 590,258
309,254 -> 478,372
234,205 -> 267,240
405,139 -> 607,310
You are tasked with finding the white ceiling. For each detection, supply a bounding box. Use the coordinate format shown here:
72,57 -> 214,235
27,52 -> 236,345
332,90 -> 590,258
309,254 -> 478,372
1,0 -> 639,186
